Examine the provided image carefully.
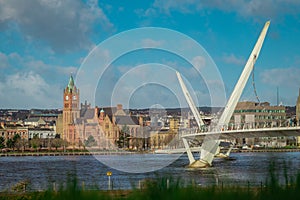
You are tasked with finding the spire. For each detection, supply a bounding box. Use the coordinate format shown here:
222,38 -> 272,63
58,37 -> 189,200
67,74 -> 75,92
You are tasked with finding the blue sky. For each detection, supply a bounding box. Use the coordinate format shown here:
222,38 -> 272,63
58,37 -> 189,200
0,0 -> 300,109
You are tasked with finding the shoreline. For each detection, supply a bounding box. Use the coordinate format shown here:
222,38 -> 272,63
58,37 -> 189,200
233,148 -> 300,153
1,148 -> 300,157
0,150 -> 140,157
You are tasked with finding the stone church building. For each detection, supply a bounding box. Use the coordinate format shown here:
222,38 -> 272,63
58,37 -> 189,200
62,75 -> 144,149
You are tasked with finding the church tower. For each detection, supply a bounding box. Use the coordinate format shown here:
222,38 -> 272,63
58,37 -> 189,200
63,75 -> 80,146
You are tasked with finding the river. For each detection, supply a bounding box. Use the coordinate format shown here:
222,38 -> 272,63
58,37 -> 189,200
1,152 -> 300,191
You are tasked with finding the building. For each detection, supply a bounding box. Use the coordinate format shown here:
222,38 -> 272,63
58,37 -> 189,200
231,101 -> 286,129
231,101 -> 289,147
169,118 -> 180,131
28,127 -> 56,139
24,118 -> 46,127
61,75 -> 146,149
27,109 -> 59,122
98,107 -> 119,148
0,121 -> 28,145
62,75 -> 80,147
114,104 -> 144,150
55,114 -> 63,137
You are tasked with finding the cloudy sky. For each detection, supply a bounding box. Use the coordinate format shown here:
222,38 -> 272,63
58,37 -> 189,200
0,0 -> 300,109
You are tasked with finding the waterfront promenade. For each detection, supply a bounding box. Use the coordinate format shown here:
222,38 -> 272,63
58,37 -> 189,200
0,150 -> 139,157
1,147 -> 300,157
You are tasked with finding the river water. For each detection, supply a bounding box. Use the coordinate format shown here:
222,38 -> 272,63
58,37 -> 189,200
1,152 -> 300,191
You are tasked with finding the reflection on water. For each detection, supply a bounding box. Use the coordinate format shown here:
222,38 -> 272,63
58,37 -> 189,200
0,152 -> 300,191
94,153 -> 182,173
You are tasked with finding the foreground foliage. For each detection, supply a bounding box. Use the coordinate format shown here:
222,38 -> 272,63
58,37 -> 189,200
1,162 -> 300,200
1,175 -> 300,200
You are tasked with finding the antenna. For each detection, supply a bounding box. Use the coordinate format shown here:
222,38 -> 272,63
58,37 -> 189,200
276,87 -> 279,106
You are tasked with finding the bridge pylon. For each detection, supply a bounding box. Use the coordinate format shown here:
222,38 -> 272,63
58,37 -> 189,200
178,21 -> 271,167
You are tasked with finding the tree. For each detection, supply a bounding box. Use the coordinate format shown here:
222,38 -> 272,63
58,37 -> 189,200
84,135 -> 97,147
0,136 -> 5,149
117,125 -> 130,149
30,134 -> 41,152
14,138 -> 28,152
51,138 -> 63,151
12,134 -> 21,151
14,138 -> 23,152
6,138 -> 13,149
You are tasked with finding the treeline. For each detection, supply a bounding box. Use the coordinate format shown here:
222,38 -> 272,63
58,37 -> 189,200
0,134 -> 68,152
0,134 -> 115,152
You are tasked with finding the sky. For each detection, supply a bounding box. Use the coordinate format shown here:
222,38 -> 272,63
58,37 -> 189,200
0,0 -> 300,109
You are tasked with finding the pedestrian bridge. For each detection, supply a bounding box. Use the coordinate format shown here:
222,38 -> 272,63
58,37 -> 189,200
181,125 -> 300,140
176,21 -> 300,168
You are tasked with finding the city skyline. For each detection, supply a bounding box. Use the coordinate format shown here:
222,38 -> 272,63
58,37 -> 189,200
1,1 -> 300,109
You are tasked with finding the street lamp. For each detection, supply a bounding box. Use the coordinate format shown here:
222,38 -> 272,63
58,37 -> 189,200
106,171 -> 112,190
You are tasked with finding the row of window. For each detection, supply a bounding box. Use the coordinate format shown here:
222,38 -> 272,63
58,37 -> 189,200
234,109 -> 285,113
1,131 -> 27,136
231,115 -> 286,120
29,133 -> 55,137
255,115 -> 286,120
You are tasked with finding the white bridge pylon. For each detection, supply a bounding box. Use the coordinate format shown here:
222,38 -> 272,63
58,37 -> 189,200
177,21 -> 271,168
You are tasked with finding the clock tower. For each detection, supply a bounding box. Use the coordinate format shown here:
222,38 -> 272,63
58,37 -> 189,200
63,75 -> 80,146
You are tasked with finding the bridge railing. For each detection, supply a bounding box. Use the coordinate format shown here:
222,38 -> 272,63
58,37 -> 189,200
180,119 -> 299,136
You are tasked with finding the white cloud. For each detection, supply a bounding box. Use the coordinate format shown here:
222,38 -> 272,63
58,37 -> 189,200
0,52 -> 78,108
0,71 -> 61,108
6,72 -> 49,97
222,53 -> 245,66
0,0 -> 114,52
151,0 -> 300,19
0,51 -> 77,77
260,67 -> 300,87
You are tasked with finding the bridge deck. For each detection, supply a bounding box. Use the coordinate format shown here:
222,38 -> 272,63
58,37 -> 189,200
181,126 -> 300,140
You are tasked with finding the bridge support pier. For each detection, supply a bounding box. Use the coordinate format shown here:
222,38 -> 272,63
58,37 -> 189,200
225,144 -> 234,157
182,138 -> 195,164
182,138 -> 211,168
189,159 -> 210,168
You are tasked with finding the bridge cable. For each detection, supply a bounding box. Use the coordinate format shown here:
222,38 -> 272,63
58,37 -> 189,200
251,57 -> 260,104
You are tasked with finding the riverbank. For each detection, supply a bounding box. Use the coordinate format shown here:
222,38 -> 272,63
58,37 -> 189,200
1,148 -> 300,157
231,148 -> 300,153
0,150 -> 141,157
1,174 -> 300,200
